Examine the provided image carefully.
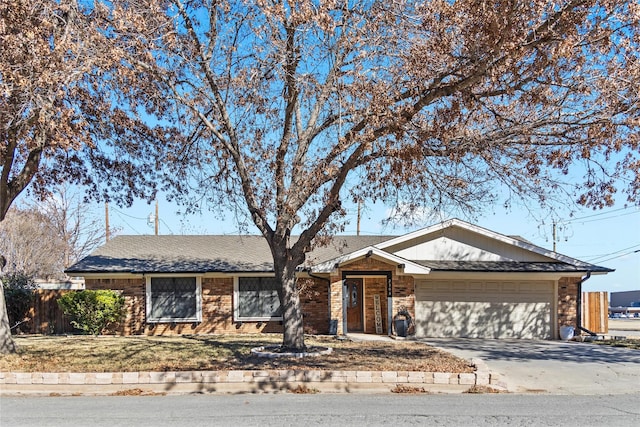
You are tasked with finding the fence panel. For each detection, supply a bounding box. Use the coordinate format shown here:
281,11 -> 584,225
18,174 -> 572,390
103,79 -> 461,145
582,291 -> 608,334
30,289 -> 76,335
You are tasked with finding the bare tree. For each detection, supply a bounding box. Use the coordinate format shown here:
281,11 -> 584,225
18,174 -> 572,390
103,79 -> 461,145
0,188 -> 110,280
0,207 -> 66,279
102,0 -> 639,351
37,186 -> 109,269
0,0 -> 165,353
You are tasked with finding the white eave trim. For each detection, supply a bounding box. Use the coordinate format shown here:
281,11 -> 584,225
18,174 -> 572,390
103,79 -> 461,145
310,246 -> 431,275
69,272 -> 144,279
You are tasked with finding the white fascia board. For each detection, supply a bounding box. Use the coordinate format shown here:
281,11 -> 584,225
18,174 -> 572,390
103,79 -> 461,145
310,246 -> 431,275
73,272 -> 143,280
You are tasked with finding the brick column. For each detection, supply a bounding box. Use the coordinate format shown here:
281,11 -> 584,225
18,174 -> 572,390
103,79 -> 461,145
557,277 -> 579,338
329,276 -> 344,335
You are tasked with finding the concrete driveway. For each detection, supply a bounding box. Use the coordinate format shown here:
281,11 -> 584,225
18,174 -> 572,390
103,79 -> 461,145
423,338 -> 640,395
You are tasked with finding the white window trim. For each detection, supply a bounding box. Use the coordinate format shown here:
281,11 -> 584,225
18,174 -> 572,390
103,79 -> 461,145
145,275 -> 202,323
233,275 -> 283,322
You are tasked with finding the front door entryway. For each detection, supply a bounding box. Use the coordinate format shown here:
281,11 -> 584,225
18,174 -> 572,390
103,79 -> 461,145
345,278 -> 363,332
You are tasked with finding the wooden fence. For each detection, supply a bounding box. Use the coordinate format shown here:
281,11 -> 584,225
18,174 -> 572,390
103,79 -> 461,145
582,291 -> 608,334
28,289 -> 76,335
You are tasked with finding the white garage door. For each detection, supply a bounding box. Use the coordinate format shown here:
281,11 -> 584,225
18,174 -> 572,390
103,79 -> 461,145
415,280 -> 554,339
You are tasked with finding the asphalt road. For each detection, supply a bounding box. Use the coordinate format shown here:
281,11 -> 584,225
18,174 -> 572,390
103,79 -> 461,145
2,394 -> 639,427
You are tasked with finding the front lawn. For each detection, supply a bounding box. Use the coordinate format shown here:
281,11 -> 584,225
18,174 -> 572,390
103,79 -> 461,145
0,335 -> 474,373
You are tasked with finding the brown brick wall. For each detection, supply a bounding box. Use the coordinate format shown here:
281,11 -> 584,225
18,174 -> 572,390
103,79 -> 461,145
86,278 -> 146,335
345,258 -> 391,274
337,257 -> 415,336
298,277 -> 330,334
86,276 -> 329,336
363,277 -> 387,334
391,274 -> 415,335
557,276 -> 579,338
84,258 -> 415,338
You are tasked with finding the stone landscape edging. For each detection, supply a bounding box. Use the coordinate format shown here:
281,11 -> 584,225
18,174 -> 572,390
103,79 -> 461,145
0,361 -> 505,395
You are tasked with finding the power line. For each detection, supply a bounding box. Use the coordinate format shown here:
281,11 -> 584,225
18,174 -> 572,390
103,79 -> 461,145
111,204 -> 177,235
160,218 -> 175,234
113,212 -> 142,235
595,249 -> 640,264
109,207 -> 148,221
564,206 -> 638,224
534,207 -> 638,251
586,243 -> 640,263
570,210 -> 639,225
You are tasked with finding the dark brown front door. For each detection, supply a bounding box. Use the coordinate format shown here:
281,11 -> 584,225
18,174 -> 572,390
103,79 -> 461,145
346,278 -> 363,332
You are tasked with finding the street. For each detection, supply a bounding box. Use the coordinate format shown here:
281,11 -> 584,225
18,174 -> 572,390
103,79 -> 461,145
1,393 -> 639,427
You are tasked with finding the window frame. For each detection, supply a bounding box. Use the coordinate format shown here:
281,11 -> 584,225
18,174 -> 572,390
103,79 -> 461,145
233,275 -> 283,322
145,275 -> 202,323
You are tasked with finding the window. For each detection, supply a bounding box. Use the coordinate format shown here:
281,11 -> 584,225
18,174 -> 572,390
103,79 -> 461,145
235,277 -> 282,321
146,276 -> 201,322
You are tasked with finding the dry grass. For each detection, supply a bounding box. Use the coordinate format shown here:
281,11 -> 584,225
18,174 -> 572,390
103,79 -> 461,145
593,339 -> 640,350
110,388 -> 167,396
390,384 -> 428,394
288,384 -> 320,394
463,385 -> 505,394
0,334 -> 474,373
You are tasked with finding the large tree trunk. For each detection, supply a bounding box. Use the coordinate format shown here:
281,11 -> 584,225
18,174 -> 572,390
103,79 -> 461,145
0,281 -> 17,354
272,244 -> 306,351
278,270 -> 305,351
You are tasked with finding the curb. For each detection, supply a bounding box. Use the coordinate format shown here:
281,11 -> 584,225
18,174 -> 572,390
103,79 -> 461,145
0,364 -> 504,396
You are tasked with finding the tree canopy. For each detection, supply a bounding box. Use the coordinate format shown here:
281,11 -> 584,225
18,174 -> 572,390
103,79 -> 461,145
0,0 -> 165,353
0,0 -> 165,223
106,0 -> 639,230
99,0 -> 640,349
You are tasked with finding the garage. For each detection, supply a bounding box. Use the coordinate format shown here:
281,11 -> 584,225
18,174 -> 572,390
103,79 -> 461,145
415,279 -> 554,339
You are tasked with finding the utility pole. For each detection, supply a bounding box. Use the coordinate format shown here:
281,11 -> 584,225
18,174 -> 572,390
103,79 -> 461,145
155,200 -> 159,236
552,221 -> 557,252
356,199 -> 362,236
105,202 -> 110,242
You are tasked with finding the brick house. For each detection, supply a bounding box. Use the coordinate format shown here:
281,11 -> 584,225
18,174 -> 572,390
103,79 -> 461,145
66,219 -> 612,339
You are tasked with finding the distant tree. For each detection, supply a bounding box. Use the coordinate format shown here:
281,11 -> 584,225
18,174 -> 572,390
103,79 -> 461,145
0,207 -> 66,279
0,188 -> 110,279
104,0 -> 639,351
0,0 -> 165,353
38,186 -> 111,270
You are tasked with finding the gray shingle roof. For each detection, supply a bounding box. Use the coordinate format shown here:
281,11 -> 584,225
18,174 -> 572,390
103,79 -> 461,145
66,235 -> 392,274
414,260 -> 612,273
66,234 -> 611,275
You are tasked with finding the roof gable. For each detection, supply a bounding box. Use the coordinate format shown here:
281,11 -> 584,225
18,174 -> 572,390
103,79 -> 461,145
376,218 -> 594,266
310,246 -> 431,274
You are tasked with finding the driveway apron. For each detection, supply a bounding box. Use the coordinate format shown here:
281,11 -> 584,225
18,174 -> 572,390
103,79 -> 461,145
423,338 -> 640,395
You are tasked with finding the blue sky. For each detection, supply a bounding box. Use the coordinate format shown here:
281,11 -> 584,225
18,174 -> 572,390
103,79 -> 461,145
104,196 -> 640,294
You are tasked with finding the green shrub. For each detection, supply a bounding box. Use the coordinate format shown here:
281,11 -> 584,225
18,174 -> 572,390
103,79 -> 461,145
2,274 -> 36,332
57,290 -> 125,335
